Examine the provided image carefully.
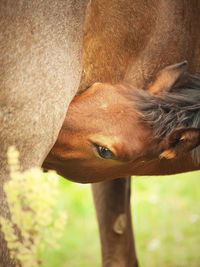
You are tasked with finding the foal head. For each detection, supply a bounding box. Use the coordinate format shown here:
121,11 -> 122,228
44,61 -> 200,182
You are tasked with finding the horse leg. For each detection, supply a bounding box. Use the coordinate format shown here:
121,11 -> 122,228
92,177 -> 138,267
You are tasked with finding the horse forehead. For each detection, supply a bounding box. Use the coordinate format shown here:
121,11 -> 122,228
92,83 -> 129,104
92,101 -> 143,142
117,122 -> 152,156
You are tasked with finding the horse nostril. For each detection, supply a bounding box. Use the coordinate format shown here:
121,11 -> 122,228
94,144 -> 115,159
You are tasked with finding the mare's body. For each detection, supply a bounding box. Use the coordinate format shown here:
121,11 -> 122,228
0,1 -> 88,266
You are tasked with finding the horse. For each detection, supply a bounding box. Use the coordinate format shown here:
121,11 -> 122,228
44,62 -> 200,265
44,1 -> 200,266
0,1 -> 88,266
44,61 -> 200,182
1,0 -> 200,267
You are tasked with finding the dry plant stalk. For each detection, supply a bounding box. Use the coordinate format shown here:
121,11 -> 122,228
0,146 -> 67,267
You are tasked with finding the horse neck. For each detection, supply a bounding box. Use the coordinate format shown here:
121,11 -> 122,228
124,0 -> 200,89
80,0 -> 159,91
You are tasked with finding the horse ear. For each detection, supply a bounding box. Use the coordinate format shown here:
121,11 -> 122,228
148,61 -> 188,95
159,127 -> 200,159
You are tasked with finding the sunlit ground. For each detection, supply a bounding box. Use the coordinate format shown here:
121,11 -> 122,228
41,171 -> 200,267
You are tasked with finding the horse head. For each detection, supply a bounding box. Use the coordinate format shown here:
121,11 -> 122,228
44,62 -> 200,182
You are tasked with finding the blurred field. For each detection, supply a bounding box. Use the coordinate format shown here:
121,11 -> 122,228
41,171 -> 200,267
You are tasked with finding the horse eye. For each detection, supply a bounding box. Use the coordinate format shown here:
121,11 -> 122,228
94,144 -> 115,159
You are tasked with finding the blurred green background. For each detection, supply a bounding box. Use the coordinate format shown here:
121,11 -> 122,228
41,171 -> 200,267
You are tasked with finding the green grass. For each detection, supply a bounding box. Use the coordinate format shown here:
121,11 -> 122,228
132,172 -> 200,267
41,171 -> 200,267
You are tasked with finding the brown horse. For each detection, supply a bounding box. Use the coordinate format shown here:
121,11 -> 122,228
44,63 -> 200,266
1,0 -> 200,267
0,0 -> 88,266
44,1 -> 200,266
44,62 -> 200,182
83,2 -> 200,266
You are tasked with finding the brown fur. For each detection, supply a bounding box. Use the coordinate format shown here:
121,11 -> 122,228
44,1 -> 200,266
79,0 -> 158,91
44,79 -> 200,182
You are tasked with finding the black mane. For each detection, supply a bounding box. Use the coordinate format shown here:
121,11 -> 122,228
134,74 -> 200,163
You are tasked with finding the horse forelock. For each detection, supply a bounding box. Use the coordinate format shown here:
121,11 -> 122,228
133,74 -> 200,164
